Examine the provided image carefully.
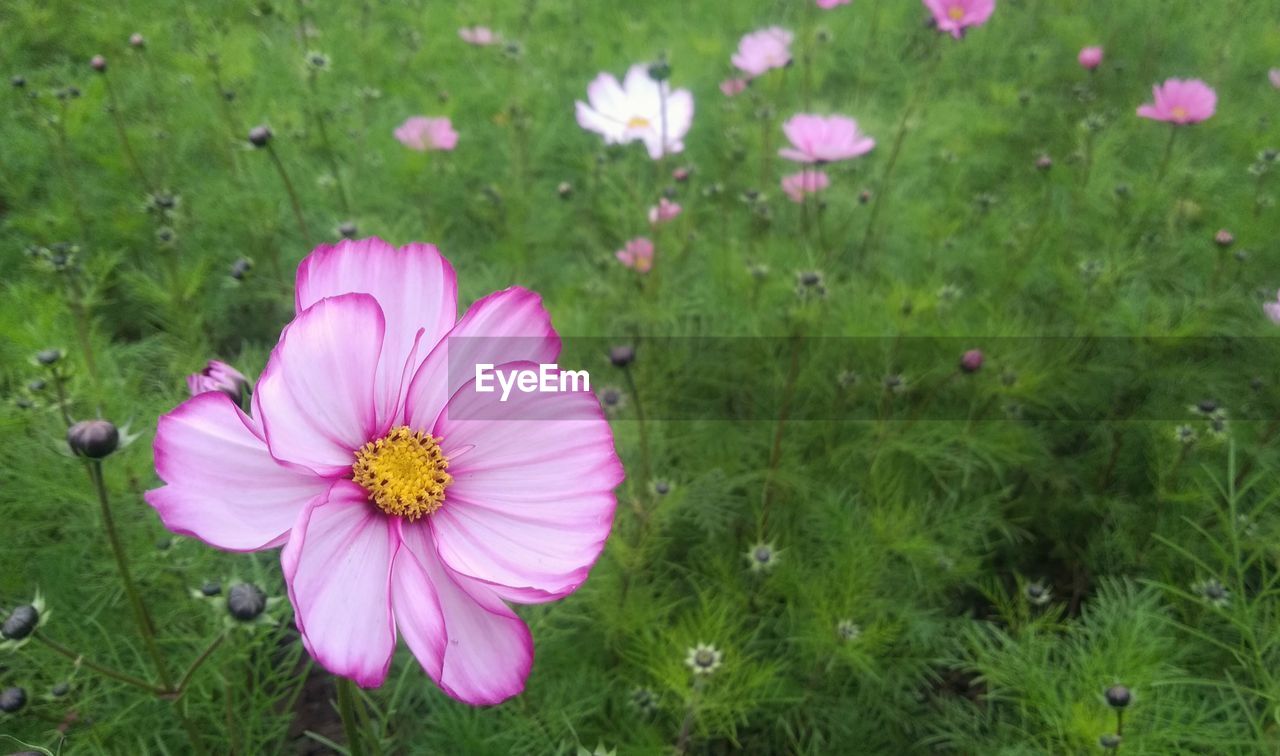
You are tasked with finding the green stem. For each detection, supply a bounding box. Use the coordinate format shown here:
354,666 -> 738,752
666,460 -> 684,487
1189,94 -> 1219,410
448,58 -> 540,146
1155,126 -> 1178,181
336,676 -> 366,756
103,74 -> 154,193
760,331 -> 803,535
174,631 -> 227,697
33,631 -> 167,695
266,143 -> 314,244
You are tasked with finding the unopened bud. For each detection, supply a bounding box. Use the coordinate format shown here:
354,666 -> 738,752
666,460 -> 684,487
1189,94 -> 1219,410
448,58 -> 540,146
227,583 -> 267,621
67,419 -> 120,458
247,125 -> 273,148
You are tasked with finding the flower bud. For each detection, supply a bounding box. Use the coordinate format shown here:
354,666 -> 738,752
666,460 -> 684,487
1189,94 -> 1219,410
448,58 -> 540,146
0,687 -> 26,713
647,60 -> 671,82
960,349 -> 984,374
653,480 -> 671,496
230,257 -> 253,280
338,221 -> 358,239
11,75 -> 25,88
35,348 -> 63,366
90,55 -> 107,73
227,583 -> 267,621
248,125 -> 273,148
1214,229 -> 1234,247
1104,685 -> 1131,709
130,33 -> 146,48
1099,734 -> 1121,750
1035,154 -> 1052,171
187,360 -> 250,403
67,419 -> 120,458
672,167 -> 690,183
200,581 -> 222,597
2,605 -> 38,641
51,681 -> 70,697
557,181 -> 573,199
609,345 -> 635,368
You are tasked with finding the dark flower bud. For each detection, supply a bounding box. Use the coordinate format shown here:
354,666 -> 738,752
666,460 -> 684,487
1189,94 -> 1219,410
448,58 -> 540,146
1105,685 -> 1131,709
2,605 -> 38,640
653,480 -> 671,496
672,167 -> 690,182
67,419 -> 120,458
36,348 -> 63,366
67,86 -> 81,98
90,55 -> 107,73
858,189 -> 872,204
0,687 -> 26,713
200,581 -> 222,597
647,60 -> 671,82
1035,154 -> 1052,171
338,221 -> 358,239
1214,229 -> 1234,247
1099,734 -> 1121,750
229,257 -> 252,280
155,537 -> 172,551
51,681 -> 70,697
27,379 -> 46,392
227,583 -> 267,621
557,181 -> 573,199
247,125 -> 273,148
609,345 -> 635,368
600,387 -> 623,407
960,349 -> 984,374
130,33 -> 145,48
11,75 -> 25,88
1196,399 -> 1218,414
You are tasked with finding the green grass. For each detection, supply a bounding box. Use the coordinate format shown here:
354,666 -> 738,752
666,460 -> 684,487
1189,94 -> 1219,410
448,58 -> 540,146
4,0 -> 1280,752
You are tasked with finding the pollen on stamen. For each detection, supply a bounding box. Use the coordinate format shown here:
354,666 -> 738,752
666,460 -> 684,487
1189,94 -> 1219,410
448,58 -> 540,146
351,426 -> 452,521
627,115 -> 652,129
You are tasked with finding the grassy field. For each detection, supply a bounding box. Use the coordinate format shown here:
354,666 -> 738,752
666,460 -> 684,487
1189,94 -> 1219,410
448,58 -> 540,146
4,0 -> 1280,753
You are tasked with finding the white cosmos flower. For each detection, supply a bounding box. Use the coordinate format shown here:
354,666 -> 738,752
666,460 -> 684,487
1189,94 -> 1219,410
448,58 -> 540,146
575,64 -> 694,160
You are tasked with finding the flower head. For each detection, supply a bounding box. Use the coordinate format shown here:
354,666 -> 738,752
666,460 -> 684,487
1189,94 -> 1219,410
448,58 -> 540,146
575,64 -> 694,159
1078,46 -> 1103,70
747,542 -> 778,572
187,360 -> 250,403
779,114 -> 875,163
146,238 -> 623,703
1136,78 -> 1217,124
394,116 -> 458,151
615,237 -> 654,273
818,0 -> 852,7
458,26 -> 498,46
923,0 -> 995,38
720,78 -> 748,97
732,27 -> 794,78
836,619 -> 861,641
1265,290 -> 1280,324
648,198 -> 682,225
685,643 -> 723,675
1270,69 -> 1280,90
780,170 -> 830,202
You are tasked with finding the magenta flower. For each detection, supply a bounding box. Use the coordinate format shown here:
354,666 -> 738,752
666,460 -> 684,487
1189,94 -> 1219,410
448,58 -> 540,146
779,114 -> 875,164
1136,79 -> 1217,124
732,27 -> 794,79
1078,46 -> 1103,70
458,26 -> 498,46
817,0 -> 852,7
781,170 -> 831,203
923,0 -> 995,38
1269,68 -> 1280,89
394,116 -> 458,151
147,239 -> 622,703
615,238 -> 654,273
648,198 -> 682,225
720,78 -> 748,97
1266,291 -> 1280,325
187,360 -> 250,401
575,64 -> 695,159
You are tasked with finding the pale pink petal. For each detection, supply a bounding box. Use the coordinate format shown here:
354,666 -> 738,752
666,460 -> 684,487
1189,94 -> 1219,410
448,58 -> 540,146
282,480 -> 397,688
396,522 -> 532,704
403,288 -> 560,431
145,392 -> 328,551
429,362 -> 622,601
257,293 -> 385,476
1136,104 -> 1163,120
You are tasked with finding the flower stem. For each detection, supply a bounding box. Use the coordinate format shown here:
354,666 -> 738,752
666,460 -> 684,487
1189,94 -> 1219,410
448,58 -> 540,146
266,143 -> 314,244
1155,126 -> 1178,181
759,330 -> 803,535
103,74 -> 154,194
621,364 -> 652,487
33,631 -> 167,695
174,631 -> 227,698
336,676 -> 366,756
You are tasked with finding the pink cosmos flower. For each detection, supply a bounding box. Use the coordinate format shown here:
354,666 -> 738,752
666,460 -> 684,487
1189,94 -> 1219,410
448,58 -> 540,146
147,238 -> 622,703
779,114 -> 875,163
458,26 -> 498,46
1078,46 -> 1103,70
781,170 -> 831,203
720,78 -> 748,97
818,0 -> 852,7
923,0 -> 995,39
187,360 -> 250,401
575,64 -> 695,160
1269,69 -> 1280,89
1265,291 -> 1280,325
615,238 -> 654,273
648,198 -> 682,225
732,27 -> 794,78
1136,79 -> 1217,124
394,116 -> 458,151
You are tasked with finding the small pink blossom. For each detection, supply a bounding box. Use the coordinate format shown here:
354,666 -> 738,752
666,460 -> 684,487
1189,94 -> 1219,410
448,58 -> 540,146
781,170 -> 831,203
1136,78 -> 1217,125
720,78 -> 748,97
779,114 -> 875,164
615,238 -> 654,273
458,26 -> 498,46
817,0 -> 852,7
1266,291 -> 1280,325
923,0 -> 995,39
394,116 -> 458,151
732,27 -> 794,78
648,198 -> 682,225
1078,46 -> 1103,70
129,33 -> 145,49
187,360 -> 250,401
1269,69 -> 1280,89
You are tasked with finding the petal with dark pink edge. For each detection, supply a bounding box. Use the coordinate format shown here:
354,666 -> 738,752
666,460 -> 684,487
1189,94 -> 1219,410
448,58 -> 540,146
429,362 -> 622,602
295,239 -> 458,426
145,392 -> 328,551
402,287 -> 561,431
257,293 -> 385,477
397,521 -> 532,705
282,480 -> 397,688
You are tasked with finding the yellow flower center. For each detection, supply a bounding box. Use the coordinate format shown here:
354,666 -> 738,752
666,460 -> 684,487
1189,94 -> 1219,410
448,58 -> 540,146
352,426 -> 452,520
1171,105 -> 1188,120
948,5 -> 965,20
627,115 -> 652,129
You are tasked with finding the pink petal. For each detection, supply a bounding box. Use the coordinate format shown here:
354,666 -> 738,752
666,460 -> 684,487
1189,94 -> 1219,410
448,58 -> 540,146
145,392 -> 328,551
257,293 -> 386,477
429,362 -> 622,601
403,288 -> 560,431
282,480 -> 398,688
295,239 -> 457,427
395,522 -> 532,705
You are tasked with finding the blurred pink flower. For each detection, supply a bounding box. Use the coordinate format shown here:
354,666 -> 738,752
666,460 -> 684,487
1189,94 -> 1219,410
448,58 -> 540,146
616,237 -> 654,273
720,78 -> 748,97
458,26 -> 498,46
394,116 -> 458,151
1266,291 -> 1280,324
648,198 -> 682,225
779,114 -> 875,163
781,170 -> 831,202
1078,46 -> 1103,70
187,360 -> 250,402
1136,79 -> 1217,124
1270,69 -> 1280,89
732,27 -> 794,78
575,64 -> 694,159
923,0 -> 995,39
818,0 -> 852,7
148,238 -> 622,703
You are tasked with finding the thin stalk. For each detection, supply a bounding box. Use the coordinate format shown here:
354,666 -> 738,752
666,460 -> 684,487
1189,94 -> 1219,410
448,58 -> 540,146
102,74 -> 154,193
266,143 -> 314,244
33,631 -> 167,695
336,677 -> 366,756
174,631 -> 227,697
1155,126 -> 1178,181
760,331 -> 803,534
52,101 -> 90,237
622,364 -> 652,487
